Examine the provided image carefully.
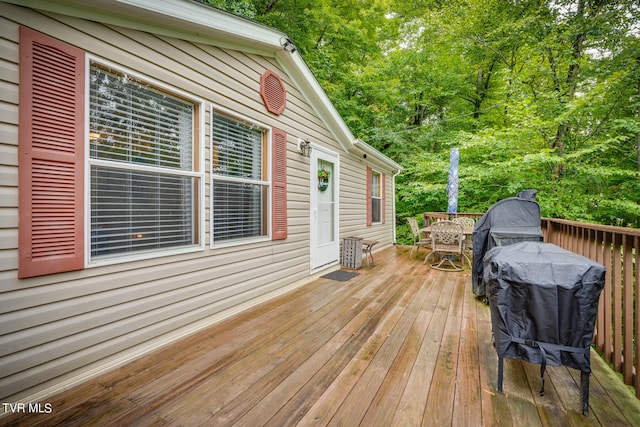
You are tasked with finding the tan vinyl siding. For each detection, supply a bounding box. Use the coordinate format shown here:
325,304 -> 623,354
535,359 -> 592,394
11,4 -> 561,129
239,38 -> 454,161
339,155 -> 395,244
0,2 -> 396,402
0,13 -> 19,277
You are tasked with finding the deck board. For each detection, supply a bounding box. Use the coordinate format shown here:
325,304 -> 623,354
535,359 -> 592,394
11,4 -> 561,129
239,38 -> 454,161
454,293 -> 482,426
3,246 -> 640,426
390,272 -> 446,426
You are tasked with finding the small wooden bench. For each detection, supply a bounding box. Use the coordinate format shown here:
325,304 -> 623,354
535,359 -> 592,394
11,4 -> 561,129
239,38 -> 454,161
362,239 -> 379,267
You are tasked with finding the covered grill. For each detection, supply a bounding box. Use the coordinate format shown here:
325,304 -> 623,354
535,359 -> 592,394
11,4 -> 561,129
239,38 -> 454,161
472,193 -> 543,297
484,241 -> 606,414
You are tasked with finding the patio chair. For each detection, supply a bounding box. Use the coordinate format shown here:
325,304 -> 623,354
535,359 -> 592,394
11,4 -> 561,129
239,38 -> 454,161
452,216 -> 475,254
424,220 -> 470,271
452,216 -> 475,229
407,217 -> 431,259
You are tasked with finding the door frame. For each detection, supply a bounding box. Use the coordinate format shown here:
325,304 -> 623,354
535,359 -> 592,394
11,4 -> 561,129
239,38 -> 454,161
310,145 -> 340,271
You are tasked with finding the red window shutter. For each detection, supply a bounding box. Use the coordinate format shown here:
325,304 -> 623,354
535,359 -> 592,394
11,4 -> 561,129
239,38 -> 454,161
18,27 -> 85,278
366,167 -> 372,226
382,173 -> 386,224
271,128 -> 287,240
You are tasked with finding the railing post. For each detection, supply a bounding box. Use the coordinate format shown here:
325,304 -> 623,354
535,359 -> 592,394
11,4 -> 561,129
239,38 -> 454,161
602,231 -> 613,362
612,233 -> 623,372
595,229 -> 606,353
634,234 -> 640,398
623,234 -> 634,389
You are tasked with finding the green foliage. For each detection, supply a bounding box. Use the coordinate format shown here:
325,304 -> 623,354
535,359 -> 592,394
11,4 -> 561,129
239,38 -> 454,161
219,0 -> 640,230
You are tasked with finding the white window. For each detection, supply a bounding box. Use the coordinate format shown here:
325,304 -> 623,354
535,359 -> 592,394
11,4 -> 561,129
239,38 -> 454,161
371,170 -> 382,223
211,111 -> 268,243
88,64 -> 201,259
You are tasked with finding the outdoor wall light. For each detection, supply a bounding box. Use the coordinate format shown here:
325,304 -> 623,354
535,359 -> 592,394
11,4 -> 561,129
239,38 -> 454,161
280,36 -> 297,53
297,138 -> 311,157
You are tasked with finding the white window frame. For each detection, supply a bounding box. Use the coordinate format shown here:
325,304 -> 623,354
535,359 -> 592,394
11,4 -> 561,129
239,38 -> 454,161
210,105 -> 272,248
371,170 -> 382,224
85,56 -> 205,267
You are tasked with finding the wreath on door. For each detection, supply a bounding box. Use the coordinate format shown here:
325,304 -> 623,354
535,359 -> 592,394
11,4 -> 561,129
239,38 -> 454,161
318,169 -> 330,191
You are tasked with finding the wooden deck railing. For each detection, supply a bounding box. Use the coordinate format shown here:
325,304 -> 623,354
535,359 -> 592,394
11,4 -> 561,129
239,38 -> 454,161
423,212 -> 640,399
541,218 -> 640,399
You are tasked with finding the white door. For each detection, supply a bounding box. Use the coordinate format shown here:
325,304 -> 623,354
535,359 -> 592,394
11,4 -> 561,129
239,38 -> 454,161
310,148 -> 339,270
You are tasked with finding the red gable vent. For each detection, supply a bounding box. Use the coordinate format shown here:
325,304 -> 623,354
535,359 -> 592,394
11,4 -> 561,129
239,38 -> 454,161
260,70 -> 286,115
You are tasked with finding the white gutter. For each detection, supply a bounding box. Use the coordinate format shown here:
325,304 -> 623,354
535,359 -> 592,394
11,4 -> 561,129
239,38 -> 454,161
392,169 -> 402,244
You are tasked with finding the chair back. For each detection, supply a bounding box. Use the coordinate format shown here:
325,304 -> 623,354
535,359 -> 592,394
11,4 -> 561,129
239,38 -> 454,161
407,217 -> 421,238
452,216 -> 475,230
430,220 -> 464,254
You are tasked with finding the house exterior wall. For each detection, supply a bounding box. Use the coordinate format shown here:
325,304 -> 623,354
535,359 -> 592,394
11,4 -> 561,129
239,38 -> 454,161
0,2 -> 398,402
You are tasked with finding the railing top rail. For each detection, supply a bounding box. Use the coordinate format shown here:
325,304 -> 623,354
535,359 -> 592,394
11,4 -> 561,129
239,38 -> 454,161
541,217 -> 640,237
423,212 -> 640,236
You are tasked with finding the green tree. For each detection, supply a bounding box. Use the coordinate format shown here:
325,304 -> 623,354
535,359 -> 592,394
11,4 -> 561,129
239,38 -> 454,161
201,0 -> 640,231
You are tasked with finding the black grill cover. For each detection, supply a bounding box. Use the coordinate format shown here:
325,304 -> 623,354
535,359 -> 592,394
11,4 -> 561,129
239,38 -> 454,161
472,196 -> 542,296
484,242 -> 605,372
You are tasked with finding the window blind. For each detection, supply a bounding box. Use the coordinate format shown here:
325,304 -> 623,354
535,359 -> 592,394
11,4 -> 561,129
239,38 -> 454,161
91,167 -> 194,257
212,112 -> 267,242
88,64 -> 197,259
212,181 -> 265,241
90,66 -> 193,170
372,172 -> 381,198
212,113 -> 263,179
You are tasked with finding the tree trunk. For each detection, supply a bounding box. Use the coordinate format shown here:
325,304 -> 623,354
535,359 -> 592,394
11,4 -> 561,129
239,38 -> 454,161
637,56 -> 640,172
637,81 -> 640,173
265,0 -> 279,13
551,0 -> 588,176
412,92 -> 427,126
473,61 -> 495,123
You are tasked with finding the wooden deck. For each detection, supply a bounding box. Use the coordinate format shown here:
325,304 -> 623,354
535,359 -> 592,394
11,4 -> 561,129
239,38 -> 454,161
4,246 -> 640,426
